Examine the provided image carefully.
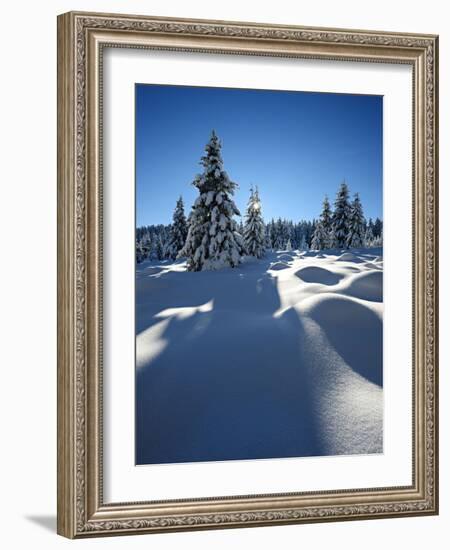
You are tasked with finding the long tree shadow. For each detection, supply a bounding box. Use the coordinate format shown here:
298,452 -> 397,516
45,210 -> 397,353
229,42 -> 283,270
307,295 -> 383,387
136,260 -> 324,465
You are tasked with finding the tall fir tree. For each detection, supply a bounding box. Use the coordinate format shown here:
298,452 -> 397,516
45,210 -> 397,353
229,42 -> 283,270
328,225 -> 337,250
364,224 -> 374,247
310,222 -> 328,250
265,223 -> 273,251
166,196 -> 188,259
321,196 -> 333,248
373,217 -> 383,238
332,181 -> 351,248
372,233 -> 383,247
321,195 -> 332,226
155,235 -> 164,261
179,130 -> 244,271
274,218 -> 285,249
309,220 -> 316,248
347,192 -> 366,248
243,186 -> 266,258
299,234 -> 308,251
136,239 -> 145,264
312,195 -> 334,250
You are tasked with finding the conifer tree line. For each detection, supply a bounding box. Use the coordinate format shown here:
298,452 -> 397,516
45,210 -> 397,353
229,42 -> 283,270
310,181 -> 382,251
136,131 -> 383,268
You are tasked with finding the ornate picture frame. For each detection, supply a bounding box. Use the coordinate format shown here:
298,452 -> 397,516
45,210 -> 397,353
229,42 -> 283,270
57,11 -> 438,538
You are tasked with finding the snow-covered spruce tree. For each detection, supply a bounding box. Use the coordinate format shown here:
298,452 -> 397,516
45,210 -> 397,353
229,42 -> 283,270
136,240 -> 145,263
155,235 -> 165,261
321,195 -> 333,227
373,217 -> 383,239
319,195 -> 333,248
265,224 -> 273,252
311,196 -> 334,250
179,130 -> 244,271
364,224 -> 374,247
347,192 -> 366,249
310,221 -> 328,250
372,234 -> 383,247
136,233 -> 149,263
166,196 -> 188,260
299,235 -> 308,251
274,218 -> 285,250
285,221 -> 294,248
328,225 -> 336,250
243,186 -> 266,258
332,181 -> 351,248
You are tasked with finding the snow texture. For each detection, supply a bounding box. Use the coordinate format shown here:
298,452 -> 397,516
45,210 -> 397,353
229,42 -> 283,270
136,247 -> 383,465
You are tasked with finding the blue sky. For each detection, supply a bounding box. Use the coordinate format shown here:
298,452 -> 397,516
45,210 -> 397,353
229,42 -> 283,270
136,84 -> 382,227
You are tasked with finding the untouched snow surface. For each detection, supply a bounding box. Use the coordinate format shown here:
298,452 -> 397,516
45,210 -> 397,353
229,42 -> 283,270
136,248 -> 383,465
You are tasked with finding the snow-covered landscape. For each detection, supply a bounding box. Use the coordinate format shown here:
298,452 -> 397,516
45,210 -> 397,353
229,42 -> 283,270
136,246 -> 383,464
135,90 -> 384,465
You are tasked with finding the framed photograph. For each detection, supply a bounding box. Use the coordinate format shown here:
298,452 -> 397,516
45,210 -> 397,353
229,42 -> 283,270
57,11 -> 439,538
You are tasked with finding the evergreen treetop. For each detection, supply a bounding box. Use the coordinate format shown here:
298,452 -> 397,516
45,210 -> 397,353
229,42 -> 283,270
243,186 -> 266,258
347,192 -> 365,249
179,130 -> 244,271
332,181 -> 351,249
167,196 -> 188,259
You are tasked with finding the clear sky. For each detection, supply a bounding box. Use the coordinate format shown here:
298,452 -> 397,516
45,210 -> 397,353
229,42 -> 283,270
136,84 -> 382,227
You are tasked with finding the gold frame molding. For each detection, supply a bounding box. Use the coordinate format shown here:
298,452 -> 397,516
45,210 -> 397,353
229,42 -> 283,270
57,11 -> 439,538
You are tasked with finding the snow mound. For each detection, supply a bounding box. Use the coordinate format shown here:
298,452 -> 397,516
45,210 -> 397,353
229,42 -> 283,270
337,252 -> 364,263
136,247 -> 383,464
269,261 -> 290,271
277,253 -> 294,262
305,295 -> 382,386
295,266 -> 344,286
340,271 -> 383,302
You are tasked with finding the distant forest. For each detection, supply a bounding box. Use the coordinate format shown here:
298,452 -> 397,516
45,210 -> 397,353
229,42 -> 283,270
136,214 -> 382,263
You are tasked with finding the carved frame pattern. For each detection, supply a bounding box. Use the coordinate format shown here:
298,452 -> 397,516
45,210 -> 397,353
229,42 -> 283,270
57,11 -> 438,538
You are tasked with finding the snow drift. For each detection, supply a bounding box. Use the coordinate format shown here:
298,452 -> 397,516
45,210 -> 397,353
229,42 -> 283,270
295,266 -> 344,286
136,248 -> 383,465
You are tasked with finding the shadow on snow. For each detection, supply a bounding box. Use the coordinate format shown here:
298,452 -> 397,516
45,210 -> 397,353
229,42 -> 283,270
136,255 -> 324,465
135,249 -> 383,465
